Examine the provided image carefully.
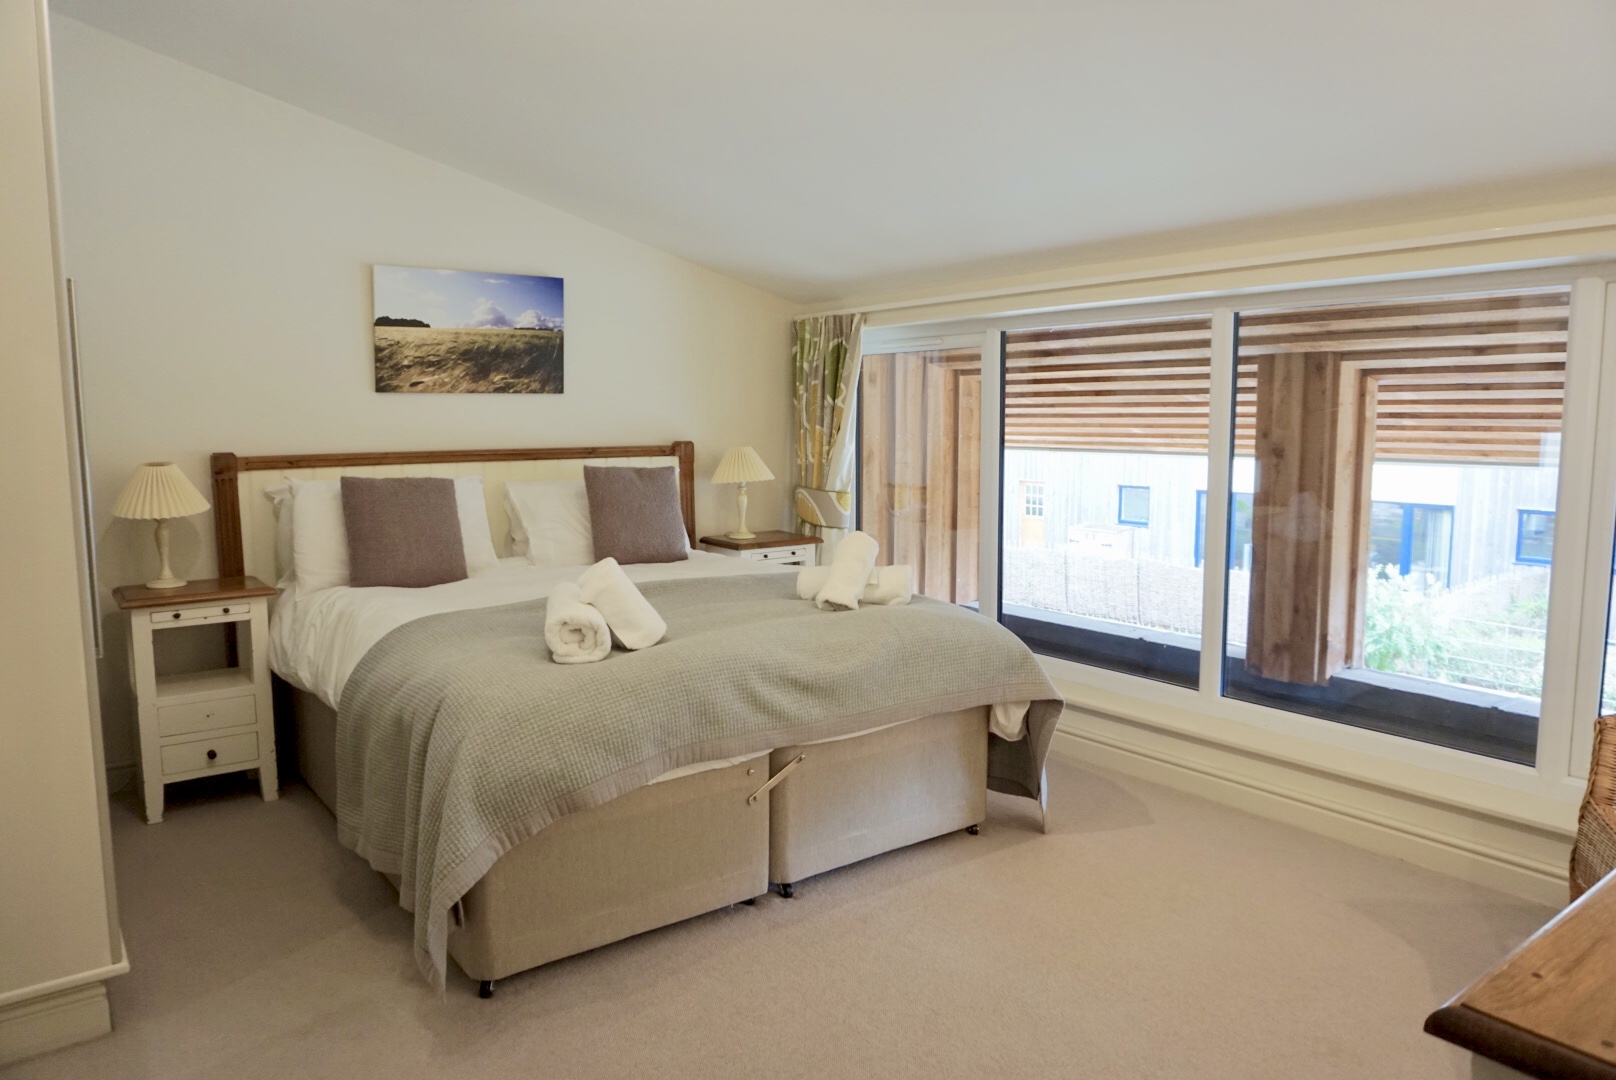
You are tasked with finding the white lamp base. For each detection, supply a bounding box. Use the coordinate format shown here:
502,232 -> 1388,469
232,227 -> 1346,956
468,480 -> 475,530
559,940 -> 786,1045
146,518 -> 186,589
726,482 -> 756,540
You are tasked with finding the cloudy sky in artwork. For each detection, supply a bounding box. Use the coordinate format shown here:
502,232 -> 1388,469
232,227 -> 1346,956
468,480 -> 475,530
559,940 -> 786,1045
373,265 -> 564,330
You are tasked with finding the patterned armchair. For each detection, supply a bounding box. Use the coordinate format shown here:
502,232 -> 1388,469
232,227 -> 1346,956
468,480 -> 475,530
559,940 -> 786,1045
1570,714 -> 1616,901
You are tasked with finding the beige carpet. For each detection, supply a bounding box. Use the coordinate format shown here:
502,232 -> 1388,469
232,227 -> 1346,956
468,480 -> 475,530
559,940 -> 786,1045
11,756 -> 1552,1079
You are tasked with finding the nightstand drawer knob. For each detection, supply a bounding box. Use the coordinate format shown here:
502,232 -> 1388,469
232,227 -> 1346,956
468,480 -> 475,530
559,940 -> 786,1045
221,607 -> 231,614
206,749 -> 218,761
171,612 -> 182,620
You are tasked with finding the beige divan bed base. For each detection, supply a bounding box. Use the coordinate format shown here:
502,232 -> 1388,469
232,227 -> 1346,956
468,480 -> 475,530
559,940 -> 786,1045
287,685 -> 989,991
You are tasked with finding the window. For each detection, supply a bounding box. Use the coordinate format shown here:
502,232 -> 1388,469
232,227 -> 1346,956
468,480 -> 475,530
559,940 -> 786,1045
857,347 -> 982,605
1118,485 -> 1151,527
1023,482 -> 1045,518
1516,510 -> 1555,565
1368,502 -> 1454,585
999,313 -> 1212,688
1221,287 -> 1569,764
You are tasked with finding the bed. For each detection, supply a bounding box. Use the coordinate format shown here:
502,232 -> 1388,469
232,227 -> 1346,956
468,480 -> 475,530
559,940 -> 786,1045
211,441 -> 1061,995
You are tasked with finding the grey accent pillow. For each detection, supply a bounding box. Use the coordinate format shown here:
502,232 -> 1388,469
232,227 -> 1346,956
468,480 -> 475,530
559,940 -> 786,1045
583,465 -> 690,564
341,476 -> 468,588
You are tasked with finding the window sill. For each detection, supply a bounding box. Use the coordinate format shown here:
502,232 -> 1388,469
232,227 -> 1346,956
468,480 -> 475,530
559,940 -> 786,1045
1040,657 -> 1581,838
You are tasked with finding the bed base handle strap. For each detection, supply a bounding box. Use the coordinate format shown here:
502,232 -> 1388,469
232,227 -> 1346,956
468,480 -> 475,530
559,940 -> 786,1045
748,753 -> 806,805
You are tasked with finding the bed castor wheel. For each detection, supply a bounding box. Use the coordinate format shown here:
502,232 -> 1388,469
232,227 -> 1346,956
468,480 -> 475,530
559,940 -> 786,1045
966,824 -> 980,835
778,883 -> 795,899
478,980 -> 495,999
742,897 -> 757,906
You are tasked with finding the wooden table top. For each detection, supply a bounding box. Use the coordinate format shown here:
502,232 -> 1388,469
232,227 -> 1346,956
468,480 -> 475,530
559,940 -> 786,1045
1426,873 -> 1616,1079
699,531 -> 823,551
113,575 -> 277,610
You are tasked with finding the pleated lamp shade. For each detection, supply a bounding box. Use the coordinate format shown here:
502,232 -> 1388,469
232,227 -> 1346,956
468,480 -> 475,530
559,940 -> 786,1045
711,446 -> 774,485
112,462 -> 211,521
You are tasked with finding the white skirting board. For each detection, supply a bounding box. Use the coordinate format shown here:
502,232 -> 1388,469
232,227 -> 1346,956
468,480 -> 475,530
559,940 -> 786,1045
0,982 -> 111,1066
1050,709 -> 1574,908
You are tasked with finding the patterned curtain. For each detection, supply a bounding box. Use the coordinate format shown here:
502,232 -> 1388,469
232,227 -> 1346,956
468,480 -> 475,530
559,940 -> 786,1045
792,314 -> 864,544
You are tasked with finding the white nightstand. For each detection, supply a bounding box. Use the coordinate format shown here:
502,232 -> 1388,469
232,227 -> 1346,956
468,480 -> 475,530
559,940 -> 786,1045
699,531 -> 822,567
114,576 -> 280,824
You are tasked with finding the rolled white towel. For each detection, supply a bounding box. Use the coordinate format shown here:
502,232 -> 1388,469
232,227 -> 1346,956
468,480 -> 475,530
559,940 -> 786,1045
798,563 -> 913,605
544,581 -> 612,664
577,557 -> 667,650
814,531 -> 879,611
864,564 -> 914,606
795,565 -> 831,600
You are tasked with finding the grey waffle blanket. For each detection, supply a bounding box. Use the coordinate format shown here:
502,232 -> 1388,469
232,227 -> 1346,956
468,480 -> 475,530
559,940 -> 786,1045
335,572 -> 1063,986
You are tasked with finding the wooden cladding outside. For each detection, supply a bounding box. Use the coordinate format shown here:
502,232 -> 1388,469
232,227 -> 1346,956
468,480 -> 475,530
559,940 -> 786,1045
859,350 -> 980,604
1246,355 -> 1377,685
1004,291 -> 1570,464
1006,315 -> 1215,456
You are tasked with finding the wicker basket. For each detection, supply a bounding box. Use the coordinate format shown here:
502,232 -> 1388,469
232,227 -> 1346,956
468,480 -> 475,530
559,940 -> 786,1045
1570,714 -> 1616,901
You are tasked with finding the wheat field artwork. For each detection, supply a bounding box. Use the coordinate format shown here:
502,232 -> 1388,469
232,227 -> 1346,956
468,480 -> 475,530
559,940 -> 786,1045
373,265 -> 565,393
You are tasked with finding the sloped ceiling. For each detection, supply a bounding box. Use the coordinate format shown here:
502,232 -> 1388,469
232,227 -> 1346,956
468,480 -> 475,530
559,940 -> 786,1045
52,0 -> 1616,303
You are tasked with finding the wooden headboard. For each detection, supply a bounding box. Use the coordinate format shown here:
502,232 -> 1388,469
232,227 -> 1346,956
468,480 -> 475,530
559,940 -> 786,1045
210,441 -> 696,580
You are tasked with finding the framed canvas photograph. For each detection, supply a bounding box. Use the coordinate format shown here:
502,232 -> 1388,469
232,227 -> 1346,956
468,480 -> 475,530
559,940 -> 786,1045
372,264 -> 564,393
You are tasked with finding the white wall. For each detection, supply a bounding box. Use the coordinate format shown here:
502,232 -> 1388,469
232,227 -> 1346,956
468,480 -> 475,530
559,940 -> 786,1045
0,0 -> 119,1057
48,18 -> 799,773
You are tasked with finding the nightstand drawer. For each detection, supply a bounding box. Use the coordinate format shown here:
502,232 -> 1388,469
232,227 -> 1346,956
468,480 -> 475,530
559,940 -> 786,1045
747,546 -> 812,562
161,731 -> 259,776
150,602 -> 252,625
158,694 -> 258,737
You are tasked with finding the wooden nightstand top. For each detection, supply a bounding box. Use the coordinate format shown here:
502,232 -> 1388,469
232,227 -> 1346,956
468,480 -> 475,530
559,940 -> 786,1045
698,531 -> 823,551
114,575 -> 277,610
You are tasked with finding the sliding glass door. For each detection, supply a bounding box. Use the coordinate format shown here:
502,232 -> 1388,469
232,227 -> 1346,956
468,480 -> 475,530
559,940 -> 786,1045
997,315 -> 1213,686
1219,288 -> 1570,763
859,269 -> 1615,784
857,347 -> 981,605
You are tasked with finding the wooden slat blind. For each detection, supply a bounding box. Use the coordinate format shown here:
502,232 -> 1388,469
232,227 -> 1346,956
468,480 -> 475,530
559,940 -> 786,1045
1003,290 -> 1570,464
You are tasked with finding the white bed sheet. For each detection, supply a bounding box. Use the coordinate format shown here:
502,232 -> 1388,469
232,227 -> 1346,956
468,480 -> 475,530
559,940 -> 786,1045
272,550 -> 794,708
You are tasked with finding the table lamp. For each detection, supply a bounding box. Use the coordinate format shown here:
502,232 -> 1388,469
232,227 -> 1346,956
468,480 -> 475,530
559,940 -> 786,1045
113,462 -> 211,589
711,447 -> 774,540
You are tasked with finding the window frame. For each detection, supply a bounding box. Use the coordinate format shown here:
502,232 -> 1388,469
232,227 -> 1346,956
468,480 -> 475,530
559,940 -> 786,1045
1117,484 -> 1151,527
861,263 -> 1616,806
1515,509 -> 1556,566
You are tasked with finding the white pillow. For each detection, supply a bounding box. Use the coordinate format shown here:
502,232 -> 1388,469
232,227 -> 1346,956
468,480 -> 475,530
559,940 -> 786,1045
450,477 -> 501,574
506,480 -> 593,567
288,475 -> 499,593
263,481 -> 296,588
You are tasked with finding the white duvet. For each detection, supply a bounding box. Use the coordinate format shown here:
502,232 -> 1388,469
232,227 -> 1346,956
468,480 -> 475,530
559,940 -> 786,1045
271,551 -> 793,709
270,552 -> 1027,784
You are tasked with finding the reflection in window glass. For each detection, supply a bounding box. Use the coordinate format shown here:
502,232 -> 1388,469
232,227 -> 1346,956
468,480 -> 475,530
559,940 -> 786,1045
857,348 -> 982,605
1223,288 -> 1569,764
1000,314 -> 1212,687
